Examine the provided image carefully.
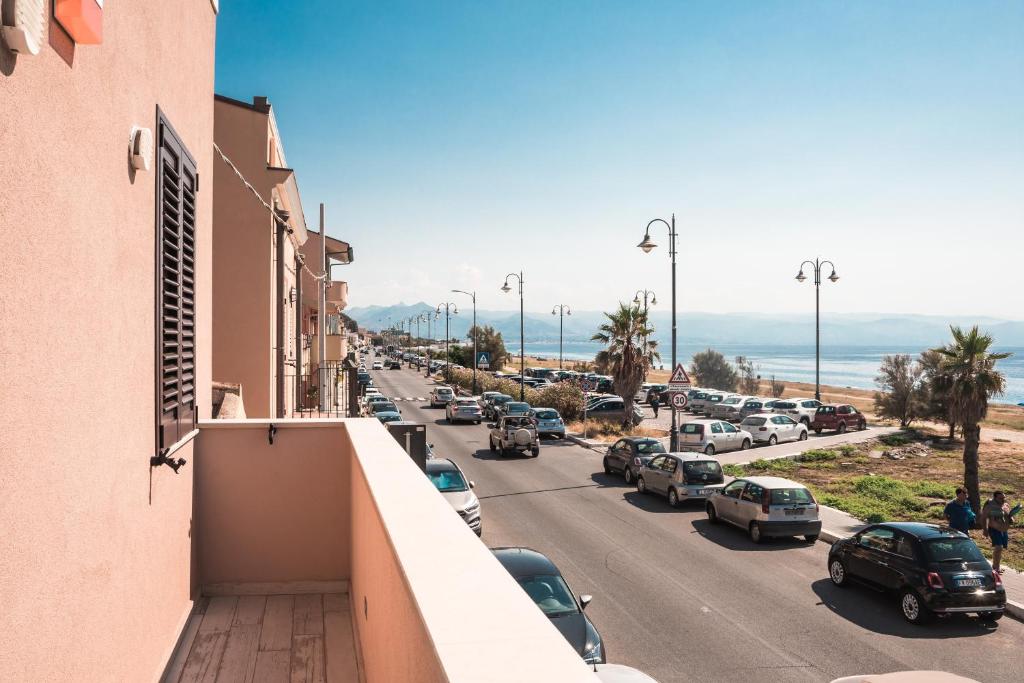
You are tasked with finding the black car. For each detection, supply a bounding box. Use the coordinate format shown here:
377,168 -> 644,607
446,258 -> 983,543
357,371 -> 372,387
827,522 -> 1006,624
603,437 -> 666,484
388,360 -> 401,370
491,547 -> 605,665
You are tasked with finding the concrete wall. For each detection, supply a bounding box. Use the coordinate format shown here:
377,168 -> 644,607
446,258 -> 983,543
0,2 -> 217,681
194,421 -> 351,585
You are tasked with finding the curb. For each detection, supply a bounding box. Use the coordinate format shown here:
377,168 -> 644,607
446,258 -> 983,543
565,433 -> 606,452
815,528 -> 1024,623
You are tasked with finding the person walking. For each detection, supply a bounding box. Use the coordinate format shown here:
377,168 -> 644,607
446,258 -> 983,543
650,391 -> 661,418
943,487 -> 975,534
980,490 -> 1017,574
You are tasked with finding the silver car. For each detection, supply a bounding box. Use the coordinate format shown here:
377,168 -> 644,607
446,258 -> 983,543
710,395 -> 757,422
705,476 -> 821,543
636,453 -> 726,507
771,397 -> 822,426
702,392 -> 738,417
425,458 -> 481,536
740,413 -> 808,445
678,419 -> 752,455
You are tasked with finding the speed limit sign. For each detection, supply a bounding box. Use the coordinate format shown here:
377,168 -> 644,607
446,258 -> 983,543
671,393 -> 688,409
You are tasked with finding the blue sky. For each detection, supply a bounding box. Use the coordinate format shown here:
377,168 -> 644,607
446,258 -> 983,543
215,1 -> 1024,317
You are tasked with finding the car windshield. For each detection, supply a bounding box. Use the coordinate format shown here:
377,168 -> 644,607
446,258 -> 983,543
742,417 -> 767,426
684,461 -> 722,476
372,403 -> 398,413
358,373 -> 370,380
924,537 -> 986,563
437,389 -> 453,396
507,403 -> 530,411
427,469 -> 468,493
534,409 -> 559,420
723,397 -> 742,405
636,440 -> 666,454
494,396 -> 512,405
775,402 -> 796,409
770,488 -> 814,505
744,402 -> 762,410
517,575 -> 578,617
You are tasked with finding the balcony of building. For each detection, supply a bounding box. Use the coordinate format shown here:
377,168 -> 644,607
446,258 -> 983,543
163,418 -> 595,683
326,280 -> 348,309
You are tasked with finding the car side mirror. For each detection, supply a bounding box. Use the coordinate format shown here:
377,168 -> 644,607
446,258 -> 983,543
579,594 -> 593,610
469,480 -> 475,488
488,423 -> 497,429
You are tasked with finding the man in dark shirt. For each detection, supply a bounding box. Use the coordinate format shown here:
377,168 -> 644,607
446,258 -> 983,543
943,487 -> 975,534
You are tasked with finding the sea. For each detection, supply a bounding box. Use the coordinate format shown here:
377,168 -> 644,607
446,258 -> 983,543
504,341 -> 1024,406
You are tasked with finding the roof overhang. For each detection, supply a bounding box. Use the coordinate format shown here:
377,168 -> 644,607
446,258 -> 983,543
267,167 -> 308,246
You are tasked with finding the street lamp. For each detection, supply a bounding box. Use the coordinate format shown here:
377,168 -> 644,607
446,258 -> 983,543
501,271 -> 525,401
453,289 -> 478,394
795,258 -> 839,401
424,310 -> 439,378
632,289 -> 657,314
637,215 -> 679,451
551,304 -> 571,369
436,302 -> 458,383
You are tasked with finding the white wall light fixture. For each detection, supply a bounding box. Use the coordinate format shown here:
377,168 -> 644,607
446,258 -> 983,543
1,0 -> 47,55
129,126 -> 154,172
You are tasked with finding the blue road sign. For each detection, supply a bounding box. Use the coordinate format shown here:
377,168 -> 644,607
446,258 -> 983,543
476,351 -> 491,368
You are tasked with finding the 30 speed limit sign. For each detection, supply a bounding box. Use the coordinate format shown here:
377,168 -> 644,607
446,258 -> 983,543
671,393 -> 688,409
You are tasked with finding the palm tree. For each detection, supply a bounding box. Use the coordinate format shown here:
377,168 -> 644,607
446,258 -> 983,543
932,326 -> 1011,514
591,303 -> 660,426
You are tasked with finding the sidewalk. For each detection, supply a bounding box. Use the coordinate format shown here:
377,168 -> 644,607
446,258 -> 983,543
817,505 -> 1024,622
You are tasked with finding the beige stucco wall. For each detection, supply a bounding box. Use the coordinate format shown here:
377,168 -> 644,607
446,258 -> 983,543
0,2 -> 216,681
194,421 -> 351,585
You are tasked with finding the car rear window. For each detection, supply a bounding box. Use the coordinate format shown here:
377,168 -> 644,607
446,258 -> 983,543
774,402 -> 796,409
745,402 -> 763,410
636,440 -> 666,454
534,409 -> 559,419
723,397 -> 741,405
684,461 -> 723,477
817,406 -> 835,414
681,424 -> 704,435
742,417 -> 767,426
770,488 -> 814,505
924,537 -> 985,563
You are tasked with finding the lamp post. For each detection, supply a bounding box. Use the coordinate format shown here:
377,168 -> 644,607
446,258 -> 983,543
436,302 -> 458,383
637,215 -> 679,451
501,271 -> 525,401
551,304 -> 571,369
795,258 -> 839,401
632,289 -> 657,315
425,311 -> 439,378
453,289 -> 478,394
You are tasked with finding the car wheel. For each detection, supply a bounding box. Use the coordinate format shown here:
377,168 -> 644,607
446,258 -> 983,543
979,611 -> 1003,622
489,437 -> 496,452
838,422 -> 847,434
703,443 -> 716,456
798,430 -> 808,441
748,522 -> 763,544
900,588 -> 932,624
859,421 -> 867,431
801,418 -> 810,427
637,476 -> 647,494
531,446 -> 540,457
741,439 -> 751,450
623,467 -> 634,485
706,502 -> 718,524
603,458 -> 612,475
805,534 -> 819,543
814,428 -> 822,435
768,434 -> 778,446
668,488 -> 679,507
828,558 -> 848,587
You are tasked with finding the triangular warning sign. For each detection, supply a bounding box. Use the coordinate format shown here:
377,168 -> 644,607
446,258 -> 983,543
669,363 -> 691,384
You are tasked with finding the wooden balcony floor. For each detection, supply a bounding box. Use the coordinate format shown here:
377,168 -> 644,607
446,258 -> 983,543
164,592 -> 359,683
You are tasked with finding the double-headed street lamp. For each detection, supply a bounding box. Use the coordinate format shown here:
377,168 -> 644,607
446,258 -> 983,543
633,289 -> 657,314
452,289 -> 478,394
637,215 -> 679,451
796,258 -> 839,401
551,304 -> 571,369
436,302 -> 458,382
424,310 -> 439,378
501,271 -> 525,401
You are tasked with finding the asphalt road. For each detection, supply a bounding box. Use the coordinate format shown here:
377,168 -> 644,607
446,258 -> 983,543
368,362 -> 1022,683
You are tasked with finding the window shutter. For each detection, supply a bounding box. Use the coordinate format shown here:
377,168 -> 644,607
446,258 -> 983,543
156,111 -> 198,451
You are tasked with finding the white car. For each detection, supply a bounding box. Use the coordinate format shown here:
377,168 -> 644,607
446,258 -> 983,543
740,413 -> 808,445
706,476 -> 822,543
678,419 -> 752,455
710,395 -> 756,421
771,397 -> 822,426
371,361 -> 383,370
430,386 -> 455,408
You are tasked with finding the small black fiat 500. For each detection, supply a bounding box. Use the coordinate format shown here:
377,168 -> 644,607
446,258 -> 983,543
827,522 -> 1005,624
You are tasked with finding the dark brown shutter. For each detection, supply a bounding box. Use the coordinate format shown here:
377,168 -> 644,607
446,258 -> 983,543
156,110 -> 198,450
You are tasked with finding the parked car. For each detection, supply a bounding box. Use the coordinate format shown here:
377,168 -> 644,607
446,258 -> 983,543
376,411 -> 403,424
811,404 -> 867,434
678,419 -> 752,455
740,413 -> 809,445
446,398 -> 484,424
687,390 -> 711,414
363,394 -> 392,414
636,453 -> 725,507
425,458 -> 481,535
489,415 -> 540,457
701,392 -> 737,417
738,397 -> 772,421
485,394 -> 514,419
357,371 -> 373,388
370,401 -> 400,416
827,522 -> 1006,624
603,437 -> 666,484
634,383 -> 656,403
584,397 -> 644,424
498,401 -> 532,419
371,361 -> 383,370
478,391 -> 503,409
644,384 -> 668,404
772,397 -> 822,426
706,476 -> 822,543
529,408 -> 566,438
710,395 -> 757,421
491,547 -> 605,665
429,386 -> 455,408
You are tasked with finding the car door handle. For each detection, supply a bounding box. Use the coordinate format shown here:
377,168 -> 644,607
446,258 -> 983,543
878,561 -> 888,566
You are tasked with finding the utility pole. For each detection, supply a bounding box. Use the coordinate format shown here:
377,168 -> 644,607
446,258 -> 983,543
318,203 -> 328,412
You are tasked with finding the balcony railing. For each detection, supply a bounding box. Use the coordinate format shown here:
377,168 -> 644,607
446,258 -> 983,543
284,361 -> 354,418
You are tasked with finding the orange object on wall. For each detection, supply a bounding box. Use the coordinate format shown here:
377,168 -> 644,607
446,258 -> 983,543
55,0 -> 104,45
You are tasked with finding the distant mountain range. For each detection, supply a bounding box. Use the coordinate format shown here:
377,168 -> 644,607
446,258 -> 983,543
346,303 -> 1024,348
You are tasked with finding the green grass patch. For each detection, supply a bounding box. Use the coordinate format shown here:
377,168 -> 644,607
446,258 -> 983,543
798,449 -> 838,463
744,458 -> 798,473
879,433 -> 913,447
837,444 -> 859,457
909,480 -> 956,499
723,464 -> 746,477
810,474 -> 940,523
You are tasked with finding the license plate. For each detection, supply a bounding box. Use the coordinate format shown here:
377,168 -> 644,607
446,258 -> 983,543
697,489 -> 710,496
956,578 -> 982,587
784,509 -> 803,516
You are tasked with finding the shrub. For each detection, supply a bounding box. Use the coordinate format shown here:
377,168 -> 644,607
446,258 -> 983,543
798,449 -> 838,463
746,458 -> 797,473
837,444 -> 859,457
723,464 -> 746,477
440,370 -> 585,420
878,433 -> 912,447
910,481 -> 956,499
